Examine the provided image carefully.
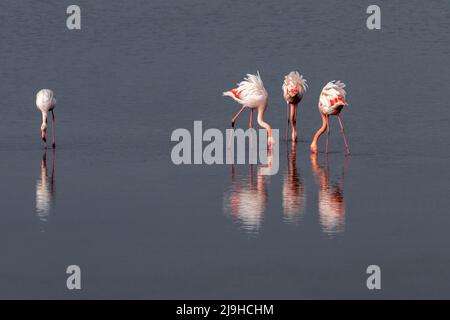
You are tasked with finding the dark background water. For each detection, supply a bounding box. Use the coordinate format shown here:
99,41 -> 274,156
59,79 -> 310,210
0,0 -> 449,298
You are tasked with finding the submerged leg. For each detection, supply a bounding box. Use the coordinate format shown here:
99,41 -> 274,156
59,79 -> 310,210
231,106 -> 245,128
337,115 -> 350,155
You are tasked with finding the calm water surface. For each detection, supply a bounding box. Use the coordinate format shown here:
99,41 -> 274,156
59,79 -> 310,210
0,0 -> 449,298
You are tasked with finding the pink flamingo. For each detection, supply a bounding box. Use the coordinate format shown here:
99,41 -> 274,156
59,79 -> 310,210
36,89 -> 57,149
310,81 -> 350,155
282,71 -> 308,142
223,72 -> 274,147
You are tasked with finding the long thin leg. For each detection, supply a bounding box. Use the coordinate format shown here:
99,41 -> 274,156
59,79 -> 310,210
340,155 -> 349,190
285,103 -> 289,141
325,115 -> 330,154
51,110 -> 56,149
337,115 -> 350,155
294,104 -> 298,139
228,106 -> 245,150
247,109 -> 255,155
231,106 -> 245,128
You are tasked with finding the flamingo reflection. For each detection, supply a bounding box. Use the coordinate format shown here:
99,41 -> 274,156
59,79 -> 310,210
35,150 -> 56,230
310,154 -> 348,235
282,143 -> 306,224
224,159 -> 272,235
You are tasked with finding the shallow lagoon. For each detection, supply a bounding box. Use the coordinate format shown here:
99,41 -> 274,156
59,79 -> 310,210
0,0 -> 449,298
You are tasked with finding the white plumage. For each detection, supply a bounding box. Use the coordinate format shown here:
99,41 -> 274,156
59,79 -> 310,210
225,71 -> 268,108
36,89 -> 56,112
223,72 -> 274,146
310,80 -> 350,154
282,71 -> 308,103
319,80 -> 347,115
36,89 -> 57,148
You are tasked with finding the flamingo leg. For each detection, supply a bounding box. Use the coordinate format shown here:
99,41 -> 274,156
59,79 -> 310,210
231,106 -> 245,128
285,104 -> 289,141
325,115 -> 330,154
337,115 -> 350,155
248,109 -> 255,155
227,106 -> 245,150
51,110 -> 56,149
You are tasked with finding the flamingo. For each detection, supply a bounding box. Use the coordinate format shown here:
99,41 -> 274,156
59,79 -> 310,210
223,72 -> 274,147
310,81 -> 350,155
36,89 -> 56,149
282,71 -> 308,142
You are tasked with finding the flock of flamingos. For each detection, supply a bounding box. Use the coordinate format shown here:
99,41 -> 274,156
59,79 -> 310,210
34,71 -> 350,234
36,71 -> 350,154
223,71 -> 350,155
221,71 -> 350,235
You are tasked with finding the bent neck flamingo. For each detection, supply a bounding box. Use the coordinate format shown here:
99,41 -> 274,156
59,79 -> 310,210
282,71 -> 308,142
310,81 -> 350,155
223,72 -> 274,147
36,89 -> 56,149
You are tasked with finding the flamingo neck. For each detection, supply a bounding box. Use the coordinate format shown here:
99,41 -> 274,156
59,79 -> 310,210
310,113 -> 327,152
41,112 -> 48,130
257,108 -> 272,137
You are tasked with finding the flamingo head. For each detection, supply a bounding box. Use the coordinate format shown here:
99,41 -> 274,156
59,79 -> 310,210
223,88 -> 240,99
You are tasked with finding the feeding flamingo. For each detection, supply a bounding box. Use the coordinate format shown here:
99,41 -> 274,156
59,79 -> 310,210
310,81 -> 350,155
282,71 -> 308,142
223,72 -> 274,147
36,89 -> 57,149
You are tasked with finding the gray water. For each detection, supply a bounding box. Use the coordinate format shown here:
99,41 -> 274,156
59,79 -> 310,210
0,0 -> 449,299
